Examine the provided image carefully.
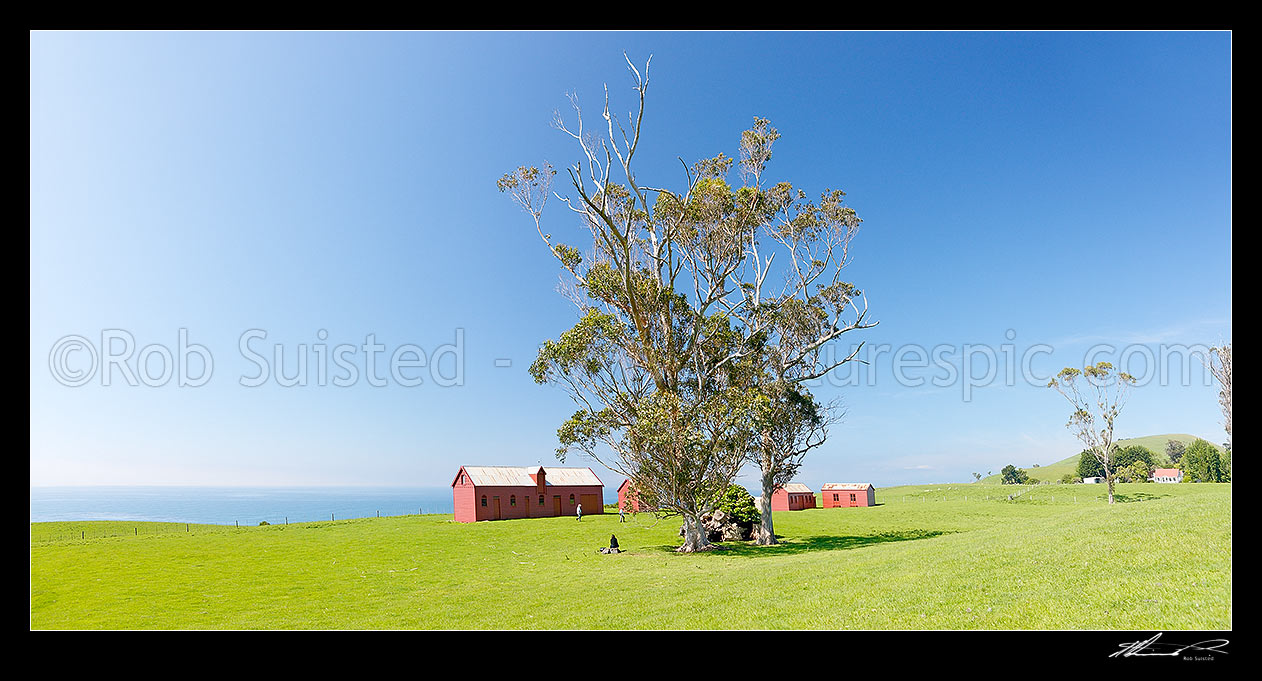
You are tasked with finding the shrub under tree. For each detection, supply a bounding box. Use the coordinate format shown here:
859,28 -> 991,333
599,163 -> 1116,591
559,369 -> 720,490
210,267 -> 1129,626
715,484 -> 760,527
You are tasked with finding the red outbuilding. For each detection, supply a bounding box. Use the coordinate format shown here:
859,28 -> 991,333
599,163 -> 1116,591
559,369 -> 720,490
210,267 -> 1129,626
452,466 -> 605,523
822,483 -> 876,508
771,483 -> 818,511
617,479 -> 654,513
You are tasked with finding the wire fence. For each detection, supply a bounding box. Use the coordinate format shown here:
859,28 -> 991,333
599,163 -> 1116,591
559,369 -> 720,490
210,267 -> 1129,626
30,507 -> 452,544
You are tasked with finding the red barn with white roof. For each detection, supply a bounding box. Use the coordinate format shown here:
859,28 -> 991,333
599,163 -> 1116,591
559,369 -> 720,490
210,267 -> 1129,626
822,483 -> 876,507
771,483 -> 818,511
452,466 -> 604,523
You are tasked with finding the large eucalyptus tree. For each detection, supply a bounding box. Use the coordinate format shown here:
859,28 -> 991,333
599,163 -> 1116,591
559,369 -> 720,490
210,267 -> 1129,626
499,56 -> 874,550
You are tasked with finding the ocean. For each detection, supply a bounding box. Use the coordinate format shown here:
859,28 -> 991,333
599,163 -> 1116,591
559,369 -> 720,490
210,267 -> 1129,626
29,486 -> 458,525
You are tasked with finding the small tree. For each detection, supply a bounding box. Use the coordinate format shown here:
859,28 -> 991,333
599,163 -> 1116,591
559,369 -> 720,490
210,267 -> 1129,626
1117,461 -> 1151,483
1165,439 -> 1186,465
1000,465 -> 1030,485
1114,444 -> 1156,471
1132,461 -> 1152,482
1076,450 -> 1105,479
1048,362 -> 1136,504
1182,438 -> 1224,483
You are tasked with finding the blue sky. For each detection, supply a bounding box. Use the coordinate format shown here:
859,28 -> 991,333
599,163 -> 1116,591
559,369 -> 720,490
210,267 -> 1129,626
30,31 -> 1231,490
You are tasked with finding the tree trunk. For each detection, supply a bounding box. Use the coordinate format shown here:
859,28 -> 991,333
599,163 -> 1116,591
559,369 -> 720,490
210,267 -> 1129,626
677,512 -> 712,553
1105,463 -> 1115,504
755,470 -> 778,546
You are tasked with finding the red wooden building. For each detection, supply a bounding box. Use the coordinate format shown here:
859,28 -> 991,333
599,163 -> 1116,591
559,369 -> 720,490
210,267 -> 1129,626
616,479 -> 654,513
822,483 -> 876,508
452,465 -> 604,523
771,483 -> 818,511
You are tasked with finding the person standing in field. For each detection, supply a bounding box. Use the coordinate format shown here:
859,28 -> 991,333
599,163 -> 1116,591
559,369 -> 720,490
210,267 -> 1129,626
619,502 -> 626,523
576,502 -> 583,521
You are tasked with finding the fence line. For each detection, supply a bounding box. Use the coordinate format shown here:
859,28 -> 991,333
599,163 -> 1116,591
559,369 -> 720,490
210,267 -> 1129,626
30,507 -> 452,544
881,484 -> 1132,507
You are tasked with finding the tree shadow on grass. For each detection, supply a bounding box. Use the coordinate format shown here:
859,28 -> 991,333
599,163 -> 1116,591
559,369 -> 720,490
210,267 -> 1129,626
646,529 -> 952,557
1110,492 -> 1172,503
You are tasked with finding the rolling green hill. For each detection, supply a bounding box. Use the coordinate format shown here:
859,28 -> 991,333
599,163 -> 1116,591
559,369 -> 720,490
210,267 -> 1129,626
977,433 -> 1224,484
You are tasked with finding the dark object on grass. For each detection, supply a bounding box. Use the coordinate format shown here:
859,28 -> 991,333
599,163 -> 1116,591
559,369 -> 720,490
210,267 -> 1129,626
610,534 -> 619,550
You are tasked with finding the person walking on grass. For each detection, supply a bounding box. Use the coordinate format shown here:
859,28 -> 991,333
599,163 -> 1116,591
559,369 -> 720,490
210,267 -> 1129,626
576,502 -> 583,521
619,502 -> 626,523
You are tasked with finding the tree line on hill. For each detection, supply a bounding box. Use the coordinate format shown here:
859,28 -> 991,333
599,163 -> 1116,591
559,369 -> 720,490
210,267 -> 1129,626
997,437 -> 1230,488
1073,438 -> 1229,484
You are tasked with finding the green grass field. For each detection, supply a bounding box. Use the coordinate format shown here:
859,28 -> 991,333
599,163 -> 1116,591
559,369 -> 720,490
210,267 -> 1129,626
978,433 -> 1222,484
30,482 -> 1230,629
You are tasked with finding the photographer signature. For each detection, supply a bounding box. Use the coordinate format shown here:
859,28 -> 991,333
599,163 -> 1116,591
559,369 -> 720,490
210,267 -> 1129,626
1111,633 -> 1229,659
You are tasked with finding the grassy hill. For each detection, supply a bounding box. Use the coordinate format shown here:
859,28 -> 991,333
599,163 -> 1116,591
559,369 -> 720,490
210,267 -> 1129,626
31,482 -> 1231,629
978,433 -> 1223,484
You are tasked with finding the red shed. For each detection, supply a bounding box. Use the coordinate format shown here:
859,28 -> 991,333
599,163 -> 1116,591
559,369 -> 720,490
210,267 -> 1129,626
616,479 -> 654,513
452,465 -> 605,523
822,483 -> 876,508
771,483 -> 818,511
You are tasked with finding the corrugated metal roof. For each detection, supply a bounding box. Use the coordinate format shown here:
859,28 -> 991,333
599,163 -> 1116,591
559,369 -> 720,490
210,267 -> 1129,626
781,483 -> 814,493
460,466 -> 603,487
1152,468 -> 1181,477
822,483 -> 874,490
541,467 -> 604,486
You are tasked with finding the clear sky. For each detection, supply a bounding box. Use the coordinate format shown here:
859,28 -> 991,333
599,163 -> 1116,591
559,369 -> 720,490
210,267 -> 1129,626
30,31 -> 1232,490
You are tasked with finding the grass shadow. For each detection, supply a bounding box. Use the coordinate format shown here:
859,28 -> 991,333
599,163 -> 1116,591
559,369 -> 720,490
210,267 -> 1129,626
1110,492 -> 1172,503
645,529 -> 952,557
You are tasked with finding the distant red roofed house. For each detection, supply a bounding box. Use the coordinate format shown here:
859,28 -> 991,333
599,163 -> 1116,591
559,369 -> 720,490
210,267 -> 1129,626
822,483 -> 876,508
1152,468 -> 1183,484
452,466 -> 604,523
617,479 -> 654,513
771,483 -> 818,511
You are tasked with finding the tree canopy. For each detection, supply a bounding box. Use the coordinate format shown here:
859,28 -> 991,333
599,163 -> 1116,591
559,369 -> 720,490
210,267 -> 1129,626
1182,438 -> 1225,483
1000,465 -> 1030,485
